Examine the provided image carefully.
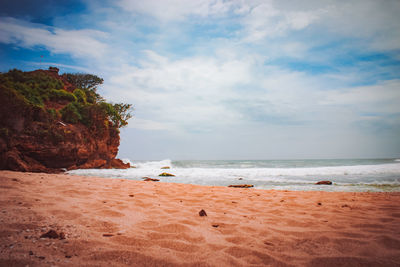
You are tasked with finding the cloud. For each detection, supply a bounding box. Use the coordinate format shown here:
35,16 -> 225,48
0,16 -> 109,59
128,118 -> 171,131
322,79 -> 400,115
239,1 -> 324,42
117,0 -> 232,21
103,47 -> 400,142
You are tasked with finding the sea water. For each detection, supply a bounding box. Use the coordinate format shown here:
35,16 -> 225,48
68,158 -> 400,192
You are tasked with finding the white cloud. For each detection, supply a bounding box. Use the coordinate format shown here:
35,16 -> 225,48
236,0 -> 400,53
128,118 -> 171,130
104,50 -> 255,133
0,17 -> 109,59
322,80 -> 400,115
238,1 -> 324,42
118,0 -> 232,21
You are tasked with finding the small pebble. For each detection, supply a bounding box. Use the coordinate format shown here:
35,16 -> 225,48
199,209 -> 207,216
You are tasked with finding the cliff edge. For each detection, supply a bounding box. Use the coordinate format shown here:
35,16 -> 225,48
0,67 -> 131,172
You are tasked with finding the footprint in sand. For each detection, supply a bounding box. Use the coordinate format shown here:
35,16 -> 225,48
377,235 -> 400,250
111,236 -> 153,248
224,246 -> 281,265
98,209 -> 125,218
136,220 -> 160,229
154,223 -> 191,234
225,236 -> 249,245
158,240 -> 200,253
49,209 -> 82,220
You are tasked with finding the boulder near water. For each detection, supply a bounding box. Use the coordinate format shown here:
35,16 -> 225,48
315,181 -> 333,185
159,172 -> 175,177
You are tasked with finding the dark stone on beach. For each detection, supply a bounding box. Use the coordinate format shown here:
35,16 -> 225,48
102,233 -> 114,237
212,224 -> 219,228
40,229 -> 64,239
199,209 -> 207,216
59,232 -> 66,239
317,202 -> 322,206
143,178 -> 160,182
315,181 -> 332,185
159,172 -> 175,177
228,184 -> 254,188
238,178 -> 243,180
29,251 -> 33,255
129,194 -> 134,197
161,166 -> 170,169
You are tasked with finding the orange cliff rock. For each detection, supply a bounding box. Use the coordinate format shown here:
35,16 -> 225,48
0,68 -> 130,173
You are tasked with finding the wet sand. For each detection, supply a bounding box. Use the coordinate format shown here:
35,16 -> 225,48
1,170 -> 399,266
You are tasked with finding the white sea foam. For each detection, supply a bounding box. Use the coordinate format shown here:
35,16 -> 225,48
134,159 -> 172,169
69,160 -> 400,186
121,158 -> 134,166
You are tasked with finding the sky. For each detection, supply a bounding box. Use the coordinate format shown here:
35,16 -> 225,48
1,0 -> 400,160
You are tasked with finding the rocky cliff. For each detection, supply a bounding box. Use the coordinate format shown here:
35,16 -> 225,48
0,68 -> 130,172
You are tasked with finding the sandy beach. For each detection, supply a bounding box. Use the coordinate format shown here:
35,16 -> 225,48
1,171 -> 399,266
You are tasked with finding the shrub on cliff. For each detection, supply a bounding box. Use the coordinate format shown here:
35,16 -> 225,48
50,89 -> 77,102
64,73 -> 133,129
63,73 -> 104,103
73,89 -> 87,104
60,102 -> 82,124
0,69 -> 64,107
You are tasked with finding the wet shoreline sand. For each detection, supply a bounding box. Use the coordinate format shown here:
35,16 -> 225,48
1,170 -> 399,266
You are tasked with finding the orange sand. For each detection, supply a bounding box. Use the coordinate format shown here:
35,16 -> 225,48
1,170 -> 400,266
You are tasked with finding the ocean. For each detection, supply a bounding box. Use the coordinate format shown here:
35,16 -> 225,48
68,158 -> 400,192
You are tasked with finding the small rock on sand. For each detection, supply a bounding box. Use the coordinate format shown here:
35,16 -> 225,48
161,166 -> 170,169
102,233 -> 114,237
143,178 -> 160,182
228,184 -> 254,188
199,209 -> 207,216
40,230 -> 65,239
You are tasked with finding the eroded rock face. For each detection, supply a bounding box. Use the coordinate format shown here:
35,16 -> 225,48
0,69 -> 129,173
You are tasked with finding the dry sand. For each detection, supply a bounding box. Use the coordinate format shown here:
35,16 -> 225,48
1,170 -> 399,266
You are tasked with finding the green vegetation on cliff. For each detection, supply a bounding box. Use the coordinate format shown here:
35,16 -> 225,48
0,69 -> 64,107
0,68 -> 133,130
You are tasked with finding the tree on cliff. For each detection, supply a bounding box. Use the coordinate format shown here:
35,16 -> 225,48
63,73 -> 104,103
62,73 -> 133,128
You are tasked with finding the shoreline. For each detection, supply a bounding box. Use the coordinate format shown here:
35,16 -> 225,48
1,170 -> 400,266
